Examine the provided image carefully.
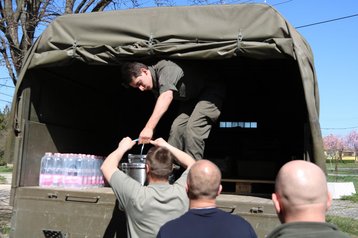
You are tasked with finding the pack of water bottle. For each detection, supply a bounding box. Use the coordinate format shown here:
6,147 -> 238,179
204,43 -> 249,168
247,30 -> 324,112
39,152 -> 105,189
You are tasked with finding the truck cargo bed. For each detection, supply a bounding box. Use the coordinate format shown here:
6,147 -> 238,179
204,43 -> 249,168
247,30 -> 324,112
11,187 -> 279,238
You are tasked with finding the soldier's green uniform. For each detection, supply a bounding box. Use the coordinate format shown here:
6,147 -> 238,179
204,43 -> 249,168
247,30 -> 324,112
265,222 -> 351,238
149,60 -> 226,160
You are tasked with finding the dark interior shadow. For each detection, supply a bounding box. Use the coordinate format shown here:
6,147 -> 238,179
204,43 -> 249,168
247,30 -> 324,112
103,200 -> 127,238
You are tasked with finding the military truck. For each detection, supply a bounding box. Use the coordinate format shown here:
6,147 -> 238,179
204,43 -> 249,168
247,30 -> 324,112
6,4 -> 325,238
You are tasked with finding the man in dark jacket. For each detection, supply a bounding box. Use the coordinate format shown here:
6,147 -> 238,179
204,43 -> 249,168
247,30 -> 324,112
266,160 -> 350,238
157,160 -> 257,238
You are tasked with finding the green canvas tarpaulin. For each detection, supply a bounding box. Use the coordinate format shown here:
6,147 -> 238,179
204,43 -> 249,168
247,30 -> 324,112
14,3 -> 325,169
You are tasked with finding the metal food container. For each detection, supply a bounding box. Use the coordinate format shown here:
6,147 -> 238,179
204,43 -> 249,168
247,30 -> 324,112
121,154 -> 147,185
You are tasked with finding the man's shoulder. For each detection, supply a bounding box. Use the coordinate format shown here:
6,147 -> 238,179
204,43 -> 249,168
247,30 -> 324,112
154,60 -> 181,69
266,222 -> 350,238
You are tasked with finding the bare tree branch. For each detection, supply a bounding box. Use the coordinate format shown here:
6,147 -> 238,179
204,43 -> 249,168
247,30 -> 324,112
92,0 -> 112,12
65,0 -> 75,14
1,37 -> 16,85
0,0 -> 131,86
81,0 -> 96,13
75,0 -> 88,13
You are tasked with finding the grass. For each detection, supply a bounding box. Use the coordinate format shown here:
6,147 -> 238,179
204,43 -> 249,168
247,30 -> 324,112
326,160 -> 358,203
327,215 -> 358,237
341,193 -> 358,203
0,165 -> 12,184
0,166 -> 13,173
324,160 -> 358,236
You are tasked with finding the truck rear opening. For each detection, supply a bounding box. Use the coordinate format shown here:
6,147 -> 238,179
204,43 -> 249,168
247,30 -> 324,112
6,4 -> 325,237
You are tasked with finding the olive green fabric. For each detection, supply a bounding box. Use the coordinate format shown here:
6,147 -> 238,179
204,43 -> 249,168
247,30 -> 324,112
14,4 -> 325,169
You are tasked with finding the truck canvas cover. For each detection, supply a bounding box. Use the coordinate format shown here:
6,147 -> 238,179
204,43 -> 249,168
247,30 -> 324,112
7,4 -> 325,237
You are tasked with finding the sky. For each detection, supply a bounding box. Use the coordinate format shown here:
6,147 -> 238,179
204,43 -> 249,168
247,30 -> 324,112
0,0 -> 357,137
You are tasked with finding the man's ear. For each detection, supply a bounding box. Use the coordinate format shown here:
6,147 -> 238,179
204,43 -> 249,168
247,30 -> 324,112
272,193 -> 281,214
145,164 -> 150,174
217,184 -> 222,196
326,191 -> 332,210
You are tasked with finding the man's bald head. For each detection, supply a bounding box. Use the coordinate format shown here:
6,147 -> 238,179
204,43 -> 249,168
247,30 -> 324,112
273,160 -> 331,223
187,160 -> 222,200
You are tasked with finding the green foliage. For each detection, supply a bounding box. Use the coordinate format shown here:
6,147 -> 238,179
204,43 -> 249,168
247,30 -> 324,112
0,107 -> 10,166
0,108 -> 8,130
326,159 -> 356,164
0,175 -> 6,184
327,215 -> 358,237
0,154 -> 6,166
0,223 -> 11,235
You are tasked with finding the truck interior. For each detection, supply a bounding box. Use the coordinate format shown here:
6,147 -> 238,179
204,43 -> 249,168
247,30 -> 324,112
16,56 -> 308,196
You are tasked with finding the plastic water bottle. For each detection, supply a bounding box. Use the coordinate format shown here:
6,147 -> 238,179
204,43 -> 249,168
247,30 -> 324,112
40,152 -> 105,189
52,153 -> 64,187
97,156 -> 104,187
63,154 -> 78,188
75,154 -> 86,188
96,156 -> 104,187
39,152 -> 54,187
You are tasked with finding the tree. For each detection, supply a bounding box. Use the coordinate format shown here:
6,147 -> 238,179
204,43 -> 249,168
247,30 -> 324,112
323,134 -> 345,160
0,0 -> 176,87
345,130 -> 358,161
0,0 -> 117,86
0,105 -> 10,165
323,133 -> 345,173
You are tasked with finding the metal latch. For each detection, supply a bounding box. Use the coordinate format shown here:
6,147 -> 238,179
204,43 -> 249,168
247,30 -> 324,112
47,193 -> 58,199
250,206 -> 264,214
43,229 -> 68,238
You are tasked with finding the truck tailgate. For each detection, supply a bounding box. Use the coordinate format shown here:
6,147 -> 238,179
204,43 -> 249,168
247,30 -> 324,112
11,187 -> 126,238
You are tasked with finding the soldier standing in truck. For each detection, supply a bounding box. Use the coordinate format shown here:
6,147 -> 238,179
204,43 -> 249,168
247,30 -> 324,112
121,60 -> 226,160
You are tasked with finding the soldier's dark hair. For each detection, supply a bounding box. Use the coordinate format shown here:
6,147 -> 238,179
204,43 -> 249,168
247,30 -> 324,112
146,146 -> 174,180
121,62 -> 148,87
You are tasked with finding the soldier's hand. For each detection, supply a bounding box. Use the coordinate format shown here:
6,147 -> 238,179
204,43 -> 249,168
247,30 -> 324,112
150,138 -> 168,148
139,127 -> 153,144
118,137 -> 136,151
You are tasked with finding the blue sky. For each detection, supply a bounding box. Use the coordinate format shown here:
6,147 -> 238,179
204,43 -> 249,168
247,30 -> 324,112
1,0 -> 357,137
273,0 -> 358,136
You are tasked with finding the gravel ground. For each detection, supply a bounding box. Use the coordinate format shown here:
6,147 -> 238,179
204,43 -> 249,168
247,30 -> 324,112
327,199 -> 358,219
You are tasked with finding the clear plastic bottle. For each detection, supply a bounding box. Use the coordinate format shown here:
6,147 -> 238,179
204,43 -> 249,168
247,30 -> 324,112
52,153 -> 64,187
39,152 -> 54,187
63,153 -> 77,188
75,154 -> 85,188
97,156 -> 105,187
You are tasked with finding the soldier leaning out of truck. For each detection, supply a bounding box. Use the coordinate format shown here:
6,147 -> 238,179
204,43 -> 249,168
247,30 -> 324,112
266,160 -> 350,238
101,137 -> 195,238
121,60 -> 226,160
